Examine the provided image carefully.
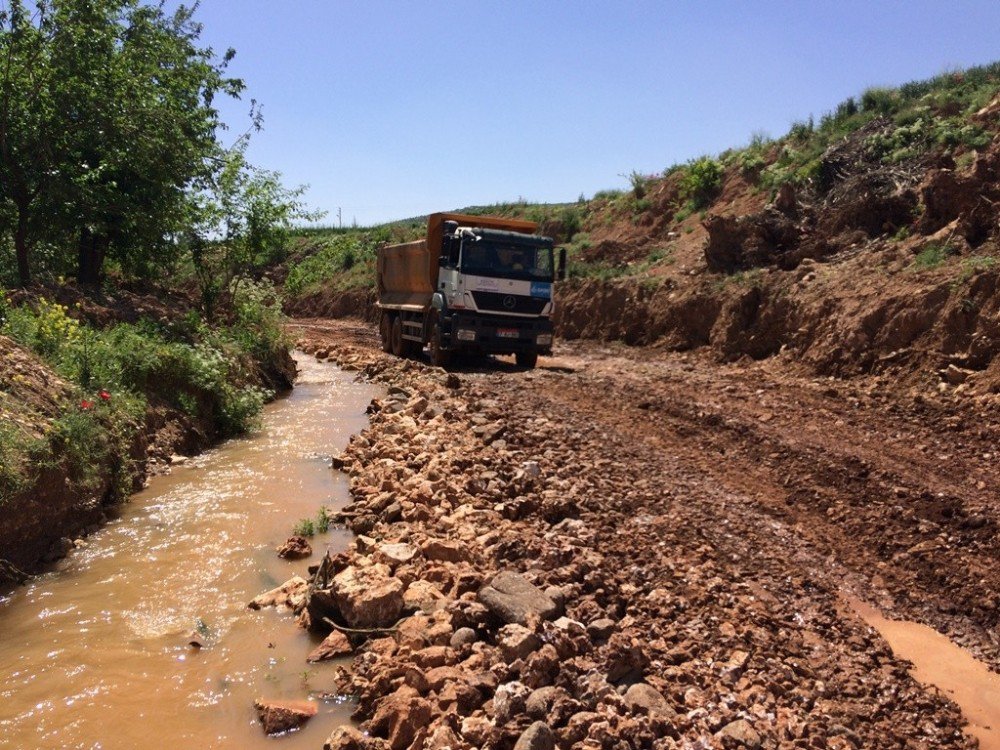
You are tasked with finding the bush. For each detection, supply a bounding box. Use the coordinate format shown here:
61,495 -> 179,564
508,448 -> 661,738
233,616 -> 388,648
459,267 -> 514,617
679,157 -> 723,210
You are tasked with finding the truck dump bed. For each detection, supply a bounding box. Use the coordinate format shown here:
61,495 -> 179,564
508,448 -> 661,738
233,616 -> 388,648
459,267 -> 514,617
377,212 -> 539,311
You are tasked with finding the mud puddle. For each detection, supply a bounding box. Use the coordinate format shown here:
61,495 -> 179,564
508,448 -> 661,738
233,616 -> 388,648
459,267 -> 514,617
0,353 -> 379,750
850,597 -> 1000,750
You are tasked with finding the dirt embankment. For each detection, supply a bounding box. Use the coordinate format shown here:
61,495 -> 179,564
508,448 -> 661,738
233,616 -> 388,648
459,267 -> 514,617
259,319 -> 996,750
0,335 -> 221,578
557,137 -> 1000,393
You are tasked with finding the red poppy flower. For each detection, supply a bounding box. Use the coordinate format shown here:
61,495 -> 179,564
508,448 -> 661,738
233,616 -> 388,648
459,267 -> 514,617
80,399 -> 93,410
99,390 -> 111,401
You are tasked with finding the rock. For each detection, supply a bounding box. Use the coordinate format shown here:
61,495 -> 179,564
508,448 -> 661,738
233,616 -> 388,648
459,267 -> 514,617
324,726 -> 363,750
324,725 -> 385,750
425,724 -> 461,750
450,627 -> 477,648
277,535 -> 312,559
587,618 -> 615,641
493,681 -> 531,724
367,686 -> 434,750
421,538 -> 469,562
943,364 -> 973,385
514,721 -> 555,750
253,698 -> 317,735
525,686 -> 564,719
478,572 -> 558,625
248,576 -> 309,611
716,718 -> 762,748
378,542 -> 419,566
498,623 -> 542,662
307,630 -> 353,662
331,565 -> 405,628
461,716 -> 493,745
623,683 -> 676,718
403,579 -> 449,614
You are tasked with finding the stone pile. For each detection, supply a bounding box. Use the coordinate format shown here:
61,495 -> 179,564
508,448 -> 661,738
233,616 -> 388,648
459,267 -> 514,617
247,338 -> 974,750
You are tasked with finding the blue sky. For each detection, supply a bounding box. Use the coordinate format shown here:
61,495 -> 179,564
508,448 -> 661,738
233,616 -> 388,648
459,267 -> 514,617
194,1 -> 1000,226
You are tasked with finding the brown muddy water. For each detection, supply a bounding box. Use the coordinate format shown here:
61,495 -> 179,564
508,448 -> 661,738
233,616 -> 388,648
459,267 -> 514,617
0,354 -> 379,750
850,598 -> 1000,750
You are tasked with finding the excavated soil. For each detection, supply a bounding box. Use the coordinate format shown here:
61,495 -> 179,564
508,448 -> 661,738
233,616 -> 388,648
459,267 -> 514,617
275,318 -> 1000,750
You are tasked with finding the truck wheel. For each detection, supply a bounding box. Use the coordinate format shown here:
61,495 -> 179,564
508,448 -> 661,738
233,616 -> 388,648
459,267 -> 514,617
390,316 -> 405,357
430,324 -> 452,368
516,351 -> 538,369
379,313 -> 392,352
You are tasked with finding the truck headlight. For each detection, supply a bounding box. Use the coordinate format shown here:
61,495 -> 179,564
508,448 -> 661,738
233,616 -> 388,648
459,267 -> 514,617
536,334 -> 553,346
456,329 -> 476,342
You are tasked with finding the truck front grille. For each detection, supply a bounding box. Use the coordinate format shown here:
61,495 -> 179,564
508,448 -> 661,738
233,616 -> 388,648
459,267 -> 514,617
470,292 -> 547,315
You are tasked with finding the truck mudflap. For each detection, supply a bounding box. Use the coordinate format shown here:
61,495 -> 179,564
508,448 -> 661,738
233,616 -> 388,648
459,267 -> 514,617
443,312 -> 553,355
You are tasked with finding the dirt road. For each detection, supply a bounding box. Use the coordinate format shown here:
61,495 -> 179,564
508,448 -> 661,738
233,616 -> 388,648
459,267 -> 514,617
288,317 -> 1000,749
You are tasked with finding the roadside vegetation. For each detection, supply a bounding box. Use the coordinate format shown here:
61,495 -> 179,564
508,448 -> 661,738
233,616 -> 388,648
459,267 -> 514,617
0,284 -> 286,504
0,3 -> 313,517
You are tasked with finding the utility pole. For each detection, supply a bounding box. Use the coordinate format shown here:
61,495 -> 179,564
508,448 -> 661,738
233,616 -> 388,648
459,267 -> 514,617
337,207 -> 342,229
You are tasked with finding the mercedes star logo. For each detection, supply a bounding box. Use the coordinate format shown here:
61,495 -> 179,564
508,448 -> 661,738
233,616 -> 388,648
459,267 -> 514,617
502,295 -> 516,309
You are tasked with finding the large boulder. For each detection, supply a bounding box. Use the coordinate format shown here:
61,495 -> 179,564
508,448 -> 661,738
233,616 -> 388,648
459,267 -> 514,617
276,535 -> 312,559
248,576 -> 309,611
253,698 -> 317,735
331,565 -> 405,628
478,572 -> 558,625
307,630 -> 354,662
367,686 -> 434,750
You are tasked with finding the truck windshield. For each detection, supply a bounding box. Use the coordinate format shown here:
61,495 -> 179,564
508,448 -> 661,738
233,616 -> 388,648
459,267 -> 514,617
460,241 -> 553,281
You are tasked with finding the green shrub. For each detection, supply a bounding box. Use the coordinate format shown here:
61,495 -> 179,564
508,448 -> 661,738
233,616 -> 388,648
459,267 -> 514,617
679,157 -> 723,209
0,424 -> 40,502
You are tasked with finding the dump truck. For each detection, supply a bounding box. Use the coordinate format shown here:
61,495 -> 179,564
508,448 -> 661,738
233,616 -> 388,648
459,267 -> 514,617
376,212 -> 565,368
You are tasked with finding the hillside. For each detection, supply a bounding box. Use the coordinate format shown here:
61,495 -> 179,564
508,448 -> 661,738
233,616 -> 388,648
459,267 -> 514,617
282,62 -> 1000,393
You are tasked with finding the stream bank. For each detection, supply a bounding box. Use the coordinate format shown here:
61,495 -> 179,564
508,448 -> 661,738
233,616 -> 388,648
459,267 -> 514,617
0,354 -> 377,750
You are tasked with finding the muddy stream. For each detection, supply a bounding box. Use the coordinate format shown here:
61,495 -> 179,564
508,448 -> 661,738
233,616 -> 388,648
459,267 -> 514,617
0,354 -> 379,750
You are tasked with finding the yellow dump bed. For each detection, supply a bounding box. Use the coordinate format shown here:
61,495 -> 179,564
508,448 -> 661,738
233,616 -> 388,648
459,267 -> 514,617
377,212 -> 538,310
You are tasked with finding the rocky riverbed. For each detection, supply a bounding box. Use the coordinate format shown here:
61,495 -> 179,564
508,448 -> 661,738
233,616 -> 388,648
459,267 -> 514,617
245,321 -> 994,750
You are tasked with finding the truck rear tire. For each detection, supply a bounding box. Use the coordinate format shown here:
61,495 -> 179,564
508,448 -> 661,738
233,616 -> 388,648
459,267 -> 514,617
430,324 -> 451,368
390,317 -> 405,357
379,313 -> 393,352
516,351 -> 538,369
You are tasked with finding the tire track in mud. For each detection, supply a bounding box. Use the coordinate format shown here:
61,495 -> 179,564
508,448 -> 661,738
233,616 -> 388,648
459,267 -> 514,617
528,351 -> 1000,669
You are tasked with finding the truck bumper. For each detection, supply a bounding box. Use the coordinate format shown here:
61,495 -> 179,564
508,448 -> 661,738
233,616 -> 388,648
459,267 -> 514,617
444,312 -> 553,355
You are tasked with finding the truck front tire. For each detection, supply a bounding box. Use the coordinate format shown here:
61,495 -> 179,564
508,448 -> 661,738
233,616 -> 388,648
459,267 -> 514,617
516,351 -> 538,369
390,316 -> 405,357
430,323 -> 452,368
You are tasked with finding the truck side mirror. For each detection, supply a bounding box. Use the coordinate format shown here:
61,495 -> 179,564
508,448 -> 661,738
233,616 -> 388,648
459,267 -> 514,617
557,247 -> 567,280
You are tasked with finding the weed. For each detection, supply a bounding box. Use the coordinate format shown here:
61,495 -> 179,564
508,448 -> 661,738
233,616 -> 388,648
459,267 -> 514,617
315,505 -> 331,534
952,254 -> 998,288
911,243 -> 955,270
293,518 -> 316,536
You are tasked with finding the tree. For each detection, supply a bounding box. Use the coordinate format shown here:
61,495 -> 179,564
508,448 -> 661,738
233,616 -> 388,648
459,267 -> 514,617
0,1 -> 56,285
186,140 -> 323,315
0,0 -> 244,285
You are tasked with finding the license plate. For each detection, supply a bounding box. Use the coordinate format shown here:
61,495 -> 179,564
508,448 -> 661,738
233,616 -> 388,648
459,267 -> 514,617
496,328 -> 519,338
